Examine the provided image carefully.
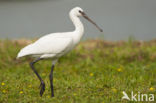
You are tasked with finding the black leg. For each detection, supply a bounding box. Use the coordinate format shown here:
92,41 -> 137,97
49,64 -> 55,97
29,58 -> 45,97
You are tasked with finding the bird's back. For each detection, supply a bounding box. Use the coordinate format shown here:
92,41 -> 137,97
17,32 -> 74,59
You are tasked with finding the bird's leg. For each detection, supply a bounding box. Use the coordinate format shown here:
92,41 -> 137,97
49,64 -> 55,97
29,58 -> 45,97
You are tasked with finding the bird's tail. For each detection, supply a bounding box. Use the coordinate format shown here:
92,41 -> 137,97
16,44 -> 34,59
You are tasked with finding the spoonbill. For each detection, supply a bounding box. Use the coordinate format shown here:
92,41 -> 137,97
17,7 -> 103,97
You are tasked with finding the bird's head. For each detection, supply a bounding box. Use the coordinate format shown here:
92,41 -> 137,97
70,7 -> 103,32
70,7 -> 84,17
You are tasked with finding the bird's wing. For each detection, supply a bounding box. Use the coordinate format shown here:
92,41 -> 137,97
17,34 -> 73,58
31,37 -> 73,55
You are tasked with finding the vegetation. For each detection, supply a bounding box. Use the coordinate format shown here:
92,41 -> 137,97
0,39 -> 156,103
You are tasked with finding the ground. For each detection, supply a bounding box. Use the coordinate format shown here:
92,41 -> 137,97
0,39 -> 156,103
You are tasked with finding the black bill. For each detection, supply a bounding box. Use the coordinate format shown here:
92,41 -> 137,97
81,12 -> 103,32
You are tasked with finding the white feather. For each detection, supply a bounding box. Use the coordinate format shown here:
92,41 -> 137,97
17,7 -> 102,60
17,33 -> 73,59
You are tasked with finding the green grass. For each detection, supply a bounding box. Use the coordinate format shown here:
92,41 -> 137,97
0,39 -> 156,103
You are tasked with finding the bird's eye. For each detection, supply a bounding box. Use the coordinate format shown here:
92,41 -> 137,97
79,10 -> 82,13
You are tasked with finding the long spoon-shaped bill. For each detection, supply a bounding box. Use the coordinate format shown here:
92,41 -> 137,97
82,12 -> 103,32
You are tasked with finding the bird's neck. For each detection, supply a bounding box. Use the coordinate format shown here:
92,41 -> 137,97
70,14 -> 84,38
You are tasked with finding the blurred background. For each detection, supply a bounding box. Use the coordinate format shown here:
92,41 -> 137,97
0,1 -> 156,102
0,0 -> 156,40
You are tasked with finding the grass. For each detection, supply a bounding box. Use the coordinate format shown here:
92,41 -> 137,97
0,39 -> 156,103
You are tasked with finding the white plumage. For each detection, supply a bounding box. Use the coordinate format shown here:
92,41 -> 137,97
16,7 -> 102,97
17,33 -> 74,59
17,7 -> 102,61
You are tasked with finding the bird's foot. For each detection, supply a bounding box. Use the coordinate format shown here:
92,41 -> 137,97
39,80 -> 45,97
51,92 -> 54,97
50,85 -> 54,97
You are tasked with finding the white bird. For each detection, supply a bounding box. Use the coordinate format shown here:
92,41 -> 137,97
17,7 -> 103,97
